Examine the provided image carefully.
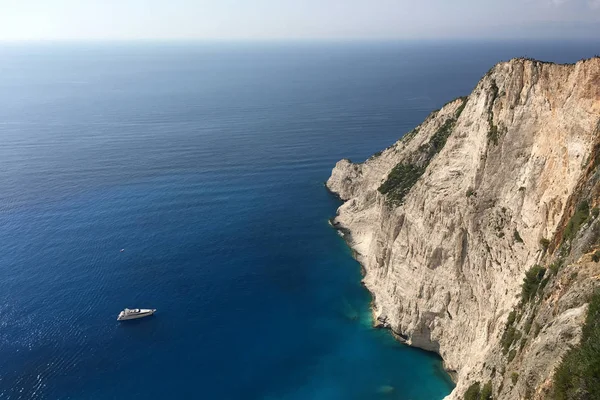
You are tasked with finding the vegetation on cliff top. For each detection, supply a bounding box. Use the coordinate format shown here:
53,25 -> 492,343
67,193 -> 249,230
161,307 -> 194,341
378,163 -> 425,204
379,97 -> 466,205
455,96 -> 468,119
370,96 -> 468,164
552,290 -> 600,399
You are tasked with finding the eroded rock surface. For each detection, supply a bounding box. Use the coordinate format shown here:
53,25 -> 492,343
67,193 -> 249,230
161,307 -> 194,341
327,58 -> 600,399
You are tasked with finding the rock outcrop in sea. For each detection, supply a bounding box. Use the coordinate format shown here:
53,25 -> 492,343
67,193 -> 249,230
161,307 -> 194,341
327,57 -> 600,399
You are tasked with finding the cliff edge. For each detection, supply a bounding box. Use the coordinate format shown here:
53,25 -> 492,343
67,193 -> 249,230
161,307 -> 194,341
327,57 -> 600,399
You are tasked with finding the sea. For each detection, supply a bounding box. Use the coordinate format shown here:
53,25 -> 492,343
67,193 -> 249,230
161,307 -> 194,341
0,40 -> 598,400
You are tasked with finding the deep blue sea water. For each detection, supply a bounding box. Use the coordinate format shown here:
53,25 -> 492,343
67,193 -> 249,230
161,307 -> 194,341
1,41 -> 599,400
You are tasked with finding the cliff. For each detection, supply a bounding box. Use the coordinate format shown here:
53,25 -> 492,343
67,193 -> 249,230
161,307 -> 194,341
327,57 -> 600,399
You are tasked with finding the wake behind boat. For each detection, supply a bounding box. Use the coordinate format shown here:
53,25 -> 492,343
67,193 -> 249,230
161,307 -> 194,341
117,308 -> 156,321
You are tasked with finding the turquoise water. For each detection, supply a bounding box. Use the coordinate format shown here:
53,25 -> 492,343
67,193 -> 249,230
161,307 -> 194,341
0,41 -> 598,400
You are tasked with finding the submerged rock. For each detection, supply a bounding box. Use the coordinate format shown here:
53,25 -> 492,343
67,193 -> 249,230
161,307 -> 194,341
341,298 -> 359,321
377,385 -> 395,395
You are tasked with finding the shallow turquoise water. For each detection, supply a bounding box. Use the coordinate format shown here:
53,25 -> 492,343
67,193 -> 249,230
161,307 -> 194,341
0,41 -> 598,399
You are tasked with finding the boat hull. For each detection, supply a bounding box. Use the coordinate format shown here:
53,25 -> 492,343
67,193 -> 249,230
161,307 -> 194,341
117,309 -> 156,321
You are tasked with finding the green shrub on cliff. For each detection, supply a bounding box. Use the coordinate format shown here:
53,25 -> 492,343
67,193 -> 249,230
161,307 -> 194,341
511,372 -> 519,384
428,118 -> 455,155
533,323 -> 542,337
524,314 -> 535,334
549,259 -> 563,276
378,163 -> 425,205
501,310 -> 524,354
488,123 -> 500,145
552,290 -> 600,399
369,150 -> 383,160
513,229 -> 523,243
464,382 -> 481,400
480,381 -> 493,400
501,325 -> 517,354
507,349 -> 517,363
521,265 -> 546,303
380,112 -> 459,205
487,81 -> 500,145
506,310 -> 517,326
464,381 -> 493,400
540,237 -> 550,250
563,201 -> 590,242
400,127 -> 420,145
455,97 -> 468,119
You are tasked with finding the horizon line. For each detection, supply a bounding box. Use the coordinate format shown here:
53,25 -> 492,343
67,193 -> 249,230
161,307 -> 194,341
2,37 -> 600,44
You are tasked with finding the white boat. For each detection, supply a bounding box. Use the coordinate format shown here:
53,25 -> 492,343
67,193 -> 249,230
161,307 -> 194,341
117,308 -> 156,321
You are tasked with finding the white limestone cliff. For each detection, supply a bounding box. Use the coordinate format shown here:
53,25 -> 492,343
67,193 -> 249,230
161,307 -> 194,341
327,58 -> 600,399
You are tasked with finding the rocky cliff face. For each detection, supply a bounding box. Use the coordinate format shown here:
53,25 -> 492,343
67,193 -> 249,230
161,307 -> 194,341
327,58 -> 600,399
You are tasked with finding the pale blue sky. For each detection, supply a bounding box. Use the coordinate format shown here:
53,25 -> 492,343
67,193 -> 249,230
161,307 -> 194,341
0,0 -> 599,41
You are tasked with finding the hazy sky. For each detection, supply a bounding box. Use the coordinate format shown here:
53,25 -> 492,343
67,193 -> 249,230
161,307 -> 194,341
1,0 -> 599,41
